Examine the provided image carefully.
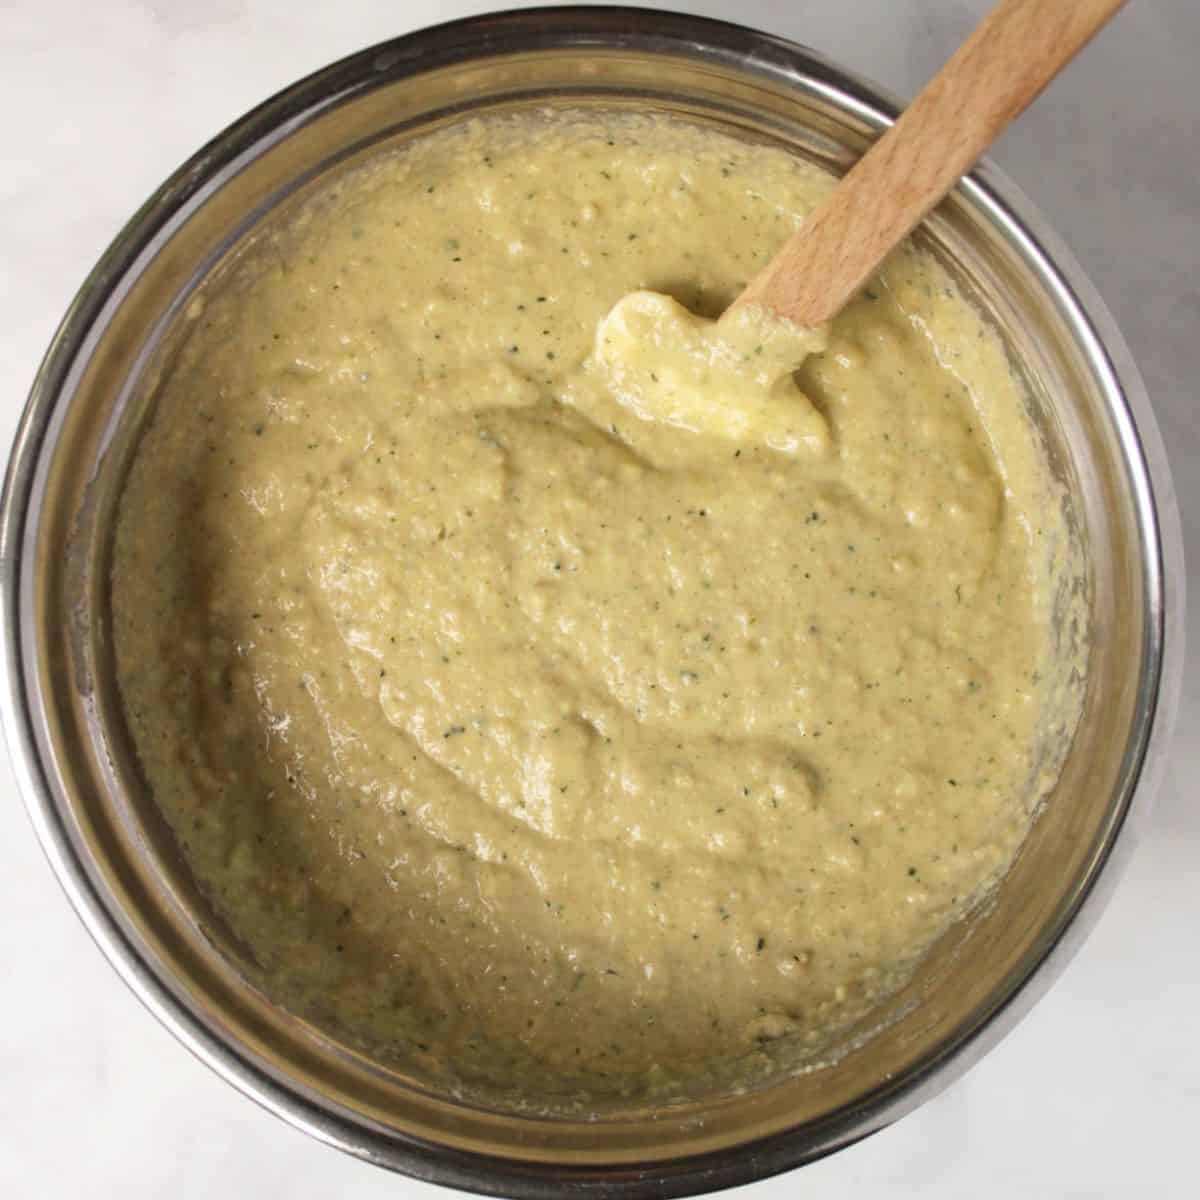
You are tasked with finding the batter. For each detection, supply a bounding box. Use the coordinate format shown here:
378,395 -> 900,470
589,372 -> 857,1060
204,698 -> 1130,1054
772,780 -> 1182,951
113,114 -> 1067,1104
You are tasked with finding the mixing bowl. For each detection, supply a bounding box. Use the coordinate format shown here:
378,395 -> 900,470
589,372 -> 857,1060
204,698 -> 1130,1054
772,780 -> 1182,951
0,8 -> 1183,1196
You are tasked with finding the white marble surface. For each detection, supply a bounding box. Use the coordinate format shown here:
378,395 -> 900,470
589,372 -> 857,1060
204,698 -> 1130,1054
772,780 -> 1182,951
2,1 -> 1197,1196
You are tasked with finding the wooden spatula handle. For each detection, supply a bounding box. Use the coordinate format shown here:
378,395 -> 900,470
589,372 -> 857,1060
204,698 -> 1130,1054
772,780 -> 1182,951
734,0 -> 1127,327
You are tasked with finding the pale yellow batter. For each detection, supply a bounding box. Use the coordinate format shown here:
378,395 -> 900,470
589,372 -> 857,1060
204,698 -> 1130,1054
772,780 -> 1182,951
113,114 -> 1065,1105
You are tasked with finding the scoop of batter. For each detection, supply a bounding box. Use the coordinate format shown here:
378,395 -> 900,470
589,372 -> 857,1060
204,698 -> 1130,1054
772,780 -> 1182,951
594,290 -> 830,456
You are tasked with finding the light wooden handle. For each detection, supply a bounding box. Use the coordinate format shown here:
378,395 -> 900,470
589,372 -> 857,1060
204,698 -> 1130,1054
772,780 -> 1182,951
734,0 -> 1127,327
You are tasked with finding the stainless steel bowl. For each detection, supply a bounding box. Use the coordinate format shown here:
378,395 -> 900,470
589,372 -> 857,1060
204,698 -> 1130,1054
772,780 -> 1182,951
0,8 -> 1184,1196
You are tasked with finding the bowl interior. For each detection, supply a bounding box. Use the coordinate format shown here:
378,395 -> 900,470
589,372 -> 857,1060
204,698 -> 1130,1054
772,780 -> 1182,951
12,13 -> 1162,1188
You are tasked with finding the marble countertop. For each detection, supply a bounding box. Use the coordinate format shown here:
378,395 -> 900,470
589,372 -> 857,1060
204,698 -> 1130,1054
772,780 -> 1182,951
2,2 -> 1196,1196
